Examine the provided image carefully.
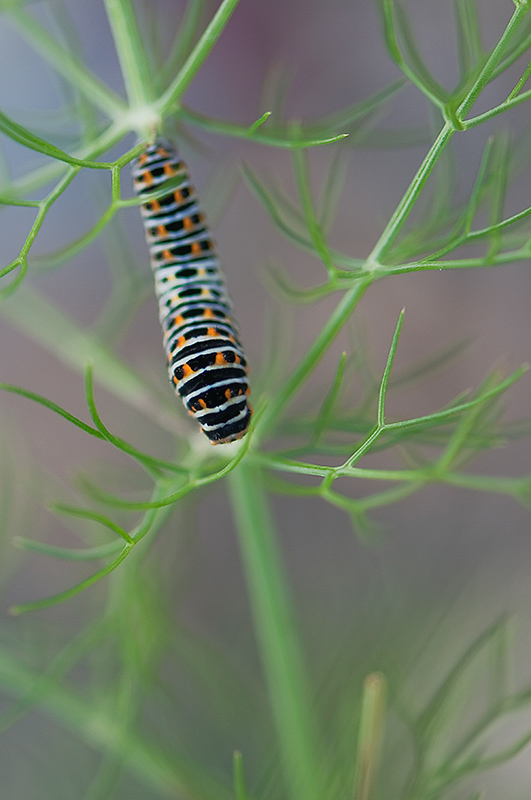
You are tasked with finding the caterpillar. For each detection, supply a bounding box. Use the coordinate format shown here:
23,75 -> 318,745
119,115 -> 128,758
131,138 -> 252,444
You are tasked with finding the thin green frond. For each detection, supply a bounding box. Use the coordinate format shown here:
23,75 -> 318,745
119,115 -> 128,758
12,478 -> 178,612
391,339 -> 471,391
434,371 -> 506,473
255,278 -> 372,438
507,57 -> 531,101
292,145 -> 337,277
318,149 -> 349,234
394,3 -> 450,103
83,365 -> 188,476
385,366 -> 526,433
457,1 -> 531,122
311,352 -> 348,446
13,537 -> 122,561
377,309 -> 404,427
379,0 -> 447,109
51,503 -> 133,545
155,0 -> 244,115
415,618 -> 510,738
180,106 -> 348,147
77,474 -> 193,511
0,384 -> 104,439
158,0 -> 207,89
0,109 -> 112,167
486,133 -> 511,259
247,111 -> 272,135
464,137 -> 496,233
10,544 -> 132,614
265,264 -> 348,305
242,164 -> 320,251
0,257 -> 27,300
454,0 -> 484,79
490,18 -> 531,82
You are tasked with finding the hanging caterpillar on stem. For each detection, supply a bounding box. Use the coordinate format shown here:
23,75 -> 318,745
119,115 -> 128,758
131,138 -> 252,445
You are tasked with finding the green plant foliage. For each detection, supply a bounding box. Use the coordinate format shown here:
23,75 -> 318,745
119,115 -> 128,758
1,0 -> 531,798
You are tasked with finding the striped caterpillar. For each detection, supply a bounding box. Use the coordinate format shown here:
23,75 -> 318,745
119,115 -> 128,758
131,139 -> 252,444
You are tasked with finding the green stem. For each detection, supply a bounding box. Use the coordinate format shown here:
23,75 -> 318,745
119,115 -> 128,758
159,0 -> 207,87
367,123 -> 454,264
464,84 -> 531,128
506,57 -> 531,102
156,0 -> 242,115
380,248 -> 528,274
456,1 -> 531,121
103,0 -> 155,107
229,464 -> 324,800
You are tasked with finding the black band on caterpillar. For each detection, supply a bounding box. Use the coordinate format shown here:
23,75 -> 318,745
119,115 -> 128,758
131,138 -> 252,444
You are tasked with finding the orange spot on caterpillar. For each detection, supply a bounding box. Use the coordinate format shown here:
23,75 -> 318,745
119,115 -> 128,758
177,336 -> 186,347
182,363 -> 194,378
157,225 -> 167,237
207,327 -> 219,337
174,314 -> 184,326
198,398 -> 207,409
183,217 -> 194,230
203,308 -> 215,319
164,163 -> 176,178
215,352 -> 226,366
191,241 -> 202,255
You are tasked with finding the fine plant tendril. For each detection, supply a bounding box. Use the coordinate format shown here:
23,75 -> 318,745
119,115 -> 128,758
1,1 -> 531,799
